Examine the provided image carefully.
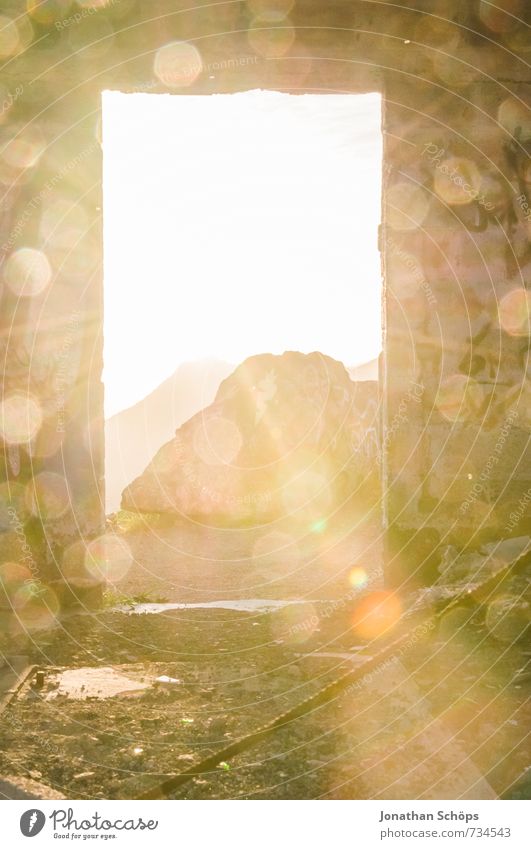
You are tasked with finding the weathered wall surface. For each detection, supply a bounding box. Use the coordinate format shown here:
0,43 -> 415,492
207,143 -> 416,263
382,18 -> 531,581
0,0 -> 530,620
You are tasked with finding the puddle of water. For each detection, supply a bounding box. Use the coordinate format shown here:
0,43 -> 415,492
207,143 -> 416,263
44,667 -> 150,700
115,599 -> 311,615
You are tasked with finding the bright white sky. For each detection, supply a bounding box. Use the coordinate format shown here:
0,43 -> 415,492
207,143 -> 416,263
102,90 -> 382,418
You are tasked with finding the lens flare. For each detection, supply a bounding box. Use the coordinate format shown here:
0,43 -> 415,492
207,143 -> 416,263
26,472 -> 70,520
498,97 -> 531,142
387,182 -> 429,231
281,469 -> 331,517
349,566 -> 368,589
0,15 -> 20,58
85,534 -> 133,584
351,590 -> 402,640
29,418 -> 65,460
11,584 -> 60,633
479,0 -> 524,33
4,248 -> 52,298
434,157 -> 482,206
78,0 -> 112,7
503,25 -> 531,56
248,21 -> 295,57
0,157 -> 32,186
62,539 -> 91,587
479,174 -> 508,215
432,51 -> 481,88
435,374 -> 483,422
0,561 -> 32,606
154,41 -> 202,88
1,126 -> 45,170
40,199 -> 89,245
414,17 -> 460,51
0,393 -> 42,445
26,1 -> 71,25
498,288 -> 531,336
247,0 -> 295,20
0,84 -> 14,124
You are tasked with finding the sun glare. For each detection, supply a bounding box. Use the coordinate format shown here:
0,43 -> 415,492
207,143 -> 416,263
102,89 -> 382,418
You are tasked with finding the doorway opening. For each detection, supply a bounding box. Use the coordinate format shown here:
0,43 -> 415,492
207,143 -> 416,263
102,90 -> 382,517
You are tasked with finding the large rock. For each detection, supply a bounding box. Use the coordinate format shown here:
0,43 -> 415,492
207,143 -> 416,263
122,352 -> 378,523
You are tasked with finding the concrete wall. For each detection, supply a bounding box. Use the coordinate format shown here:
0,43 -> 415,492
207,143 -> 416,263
382,17 -> 531,579
0,0 -> 530,609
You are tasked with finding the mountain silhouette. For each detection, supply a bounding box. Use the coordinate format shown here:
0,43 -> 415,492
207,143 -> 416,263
105,360 -> 234,512
347,357 -> 379,382
105,355 -> 379,514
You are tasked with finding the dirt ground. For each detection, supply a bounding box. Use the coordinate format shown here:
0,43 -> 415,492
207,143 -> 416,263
0,568 -> 529,800
0,502 -> 529,800
111,499 -> 384,604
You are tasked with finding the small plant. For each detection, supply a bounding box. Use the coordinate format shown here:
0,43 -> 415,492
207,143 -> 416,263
106,510 -> 178,534
102,588 -> 169,608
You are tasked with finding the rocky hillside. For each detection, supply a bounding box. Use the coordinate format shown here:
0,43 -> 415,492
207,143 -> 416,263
105,360 -> 234,513
122,352 -> 379,523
